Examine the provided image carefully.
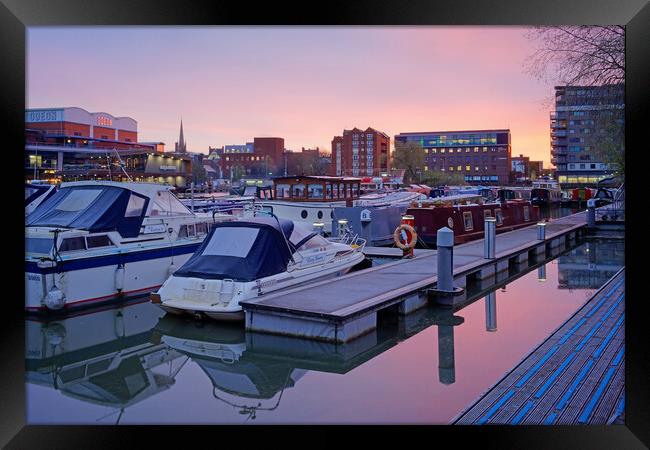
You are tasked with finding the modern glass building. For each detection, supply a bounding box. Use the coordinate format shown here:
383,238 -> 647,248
394,129 -> 511,184
550,84 -> 624,187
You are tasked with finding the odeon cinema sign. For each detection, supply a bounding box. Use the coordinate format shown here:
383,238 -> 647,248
25,109 -> 64,123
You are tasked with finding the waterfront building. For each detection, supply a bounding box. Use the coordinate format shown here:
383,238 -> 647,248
394,129 -> 511,185
25,107 -> 192,186
550,84 -> 624,187
511,154 -> 543,183
329,127 -> 390,177
283,147 -> 328,176
209,137 -> 285,180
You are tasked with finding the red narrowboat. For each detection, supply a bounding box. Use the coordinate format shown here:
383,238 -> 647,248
406,194 -> 540,246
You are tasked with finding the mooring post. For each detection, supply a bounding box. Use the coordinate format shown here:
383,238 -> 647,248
190,181 -> 195,213
484,217 -> 496,259
437,227 -> 455,292
537,222 -> 546,240
587,198 -> 596,228
485,291 -> 497,332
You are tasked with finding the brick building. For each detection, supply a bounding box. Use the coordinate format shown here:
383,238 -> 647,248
394,129 -> 512,185
330,127 -> 390,177
209,137 -> 285,180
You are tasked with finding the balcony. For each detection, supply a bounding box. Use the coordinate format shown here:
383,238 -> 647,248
551,130 -> 567,138
551,140 -> 567,147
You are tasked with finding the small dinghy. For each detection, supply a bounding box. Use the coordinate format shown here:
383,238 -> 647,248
151,216 -> 366,321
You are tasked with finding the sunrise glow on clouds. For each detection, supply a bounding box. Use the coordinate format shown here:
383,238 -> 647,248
27,26 -> 556,164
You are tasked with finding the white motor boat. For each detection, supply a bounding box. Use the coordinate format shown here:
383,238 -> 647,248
25,181 -> 233,313
25,182 -> 57,216
151,216 -> 366,321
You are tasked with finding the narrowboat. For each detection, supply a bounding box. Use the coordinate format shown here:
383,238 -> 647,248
406,194 -> 540,246
25,181 -> 233,314
530,179 -> 562,206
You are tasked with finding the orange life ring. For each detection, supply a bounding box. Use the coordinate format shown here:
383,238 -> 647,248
394,224 -> 417,250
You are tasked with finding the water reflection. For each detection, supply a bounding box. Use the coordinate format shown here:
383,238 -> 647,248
557,239 -> 624,289
25,301 -> 187,424
26,238 -> 624,424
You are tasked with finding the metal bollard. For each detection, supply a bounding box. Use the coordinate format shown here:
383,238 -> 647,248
437,227 -> 455,292
312,222 -> 325,236
587,198 -> 596,228
484,217 -> 496,259
485,291 -> 497,332
537,222 -> 546,240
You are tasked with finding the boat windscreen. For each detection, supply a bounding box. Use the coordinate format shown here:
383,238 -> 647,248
25,237 -> 54,255
202,227 -> 260,257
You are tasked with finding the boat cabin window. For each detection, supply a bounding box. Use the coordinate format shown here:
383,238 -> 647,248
178,224 -> 198,238
25,237 -> 54,255
243,186 -> 257,196
56,189 -> 103,213
86,234 -> 115,249
463,211 -> 474,231
494,208 -> 503,225
150,191 -> 193,216
125,193 -> 147,217
275,184 -> 291,199
524,206 -> 530,221
292,184 -> 305,198
203,227 -> 260,257
196,222 -> 208,235
59,236 -> 87,252
307,184 -> 323,199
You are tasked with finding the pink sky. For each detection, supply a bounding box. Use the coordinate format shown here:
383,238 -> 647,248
27,26 -> 555,164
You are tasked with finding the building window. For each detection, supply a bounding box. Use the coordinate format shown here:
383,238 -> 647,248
474,147 -> 479,152
457,165 -> 462,171
475,167 -> 479,171
482,147 -> 488,152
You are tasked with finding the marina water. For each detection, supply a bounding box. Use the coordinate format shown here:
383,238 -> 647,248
26,235 -> 623,424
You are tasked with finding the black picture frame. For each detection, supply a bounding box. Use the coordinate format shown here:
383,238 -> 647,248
2,0 -> 647,447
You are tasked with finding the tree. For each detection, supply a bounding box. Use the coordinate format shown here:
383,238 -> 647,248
524,26 -> 625,179
392,141 -> 425,184
421,170 -> 466,187
192,162 -> 207,185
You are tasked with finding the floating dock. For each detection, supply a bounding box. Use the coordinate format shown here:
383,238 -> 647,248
453,268 -> 625,425
241,210 -> 589,343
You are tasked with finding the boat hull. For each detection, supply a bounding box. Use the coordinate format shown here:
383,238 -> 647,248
407,201 -> 540,246
25,244 -> 200,314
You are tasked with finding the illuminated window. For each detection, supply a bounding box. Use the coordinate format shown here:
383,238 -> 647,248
483,147 -> 488,152
431,149 -> 437,154
466,165 -> 471,171
440,149 -> 446,153
474,147 -> 479,152
475,167 -> 479,171
424,166 -> 429,171
457,165 -> 462,171
449,166 -> 454,171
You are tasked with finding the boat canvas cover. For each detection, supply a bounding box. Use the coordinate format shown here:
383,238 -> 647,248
25,184 -> 55,206
26,185 -> 149,238
174,217 -> 294,282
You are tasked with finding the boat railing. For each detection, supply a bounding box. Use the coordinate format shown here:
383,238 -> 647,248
596,182 -> 624,222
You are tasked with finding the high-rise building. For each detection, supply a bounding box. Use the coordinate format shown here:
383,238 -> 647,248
394,129 -> 511,184
550,84 -> 623,187
329,127 -> 390,177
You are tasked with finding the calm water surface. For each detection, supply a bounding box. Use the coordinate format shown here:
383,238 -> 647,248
26,238 -> 623,424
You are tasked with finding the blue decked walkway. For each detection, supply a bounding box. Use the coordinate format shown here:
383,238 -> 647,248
454,268 -> 625,425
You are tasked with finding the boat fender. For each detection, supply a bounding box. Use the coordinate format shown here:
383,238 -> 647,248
115,265 -> 125,292
44,286 -> 65,310
394,224 -> 417,250
43,322 -> 66,346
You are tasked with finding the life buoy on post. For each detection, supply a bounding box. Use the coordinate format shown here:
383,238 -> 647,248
394,223 -> 417,258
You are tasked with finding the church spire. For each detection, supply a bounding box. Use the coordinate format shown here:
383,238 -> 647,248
175,118 -> 187,153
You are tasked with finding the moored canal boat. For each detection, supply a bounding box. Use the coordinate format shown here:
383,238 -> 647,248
530,179 -> 562,206
406,195 -> 540,246
25,181 -> 233,314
